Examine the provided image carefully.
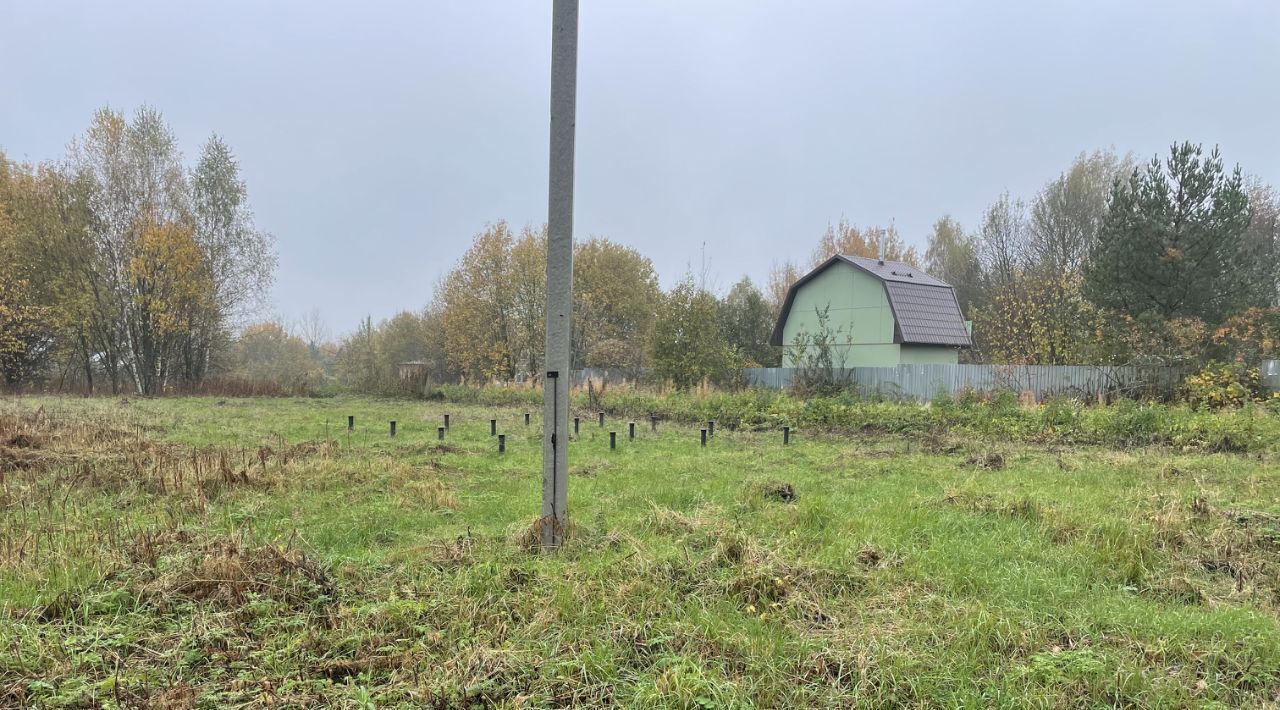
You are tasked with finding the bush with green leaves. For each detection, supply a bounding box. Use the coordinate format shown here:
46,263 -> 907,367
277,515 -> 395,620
1183,361 -> 1262,409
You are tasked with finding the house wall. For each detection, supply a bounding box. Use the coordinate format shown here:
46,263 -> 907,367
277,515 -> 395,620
899,345 -> 959,365
781,261 -> 899,367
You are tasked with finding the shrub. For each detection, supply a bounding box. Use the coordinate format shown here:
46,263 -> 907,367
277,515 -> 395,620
1097,399 -> 1167,446
1039,397 -> 1080,432
1183,362 -> 1261,409
788,306 -> 854,398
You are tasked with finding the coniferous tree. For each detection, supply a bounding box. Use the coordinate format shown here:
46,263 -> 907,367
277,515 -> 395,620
1084,142 -> 1255,324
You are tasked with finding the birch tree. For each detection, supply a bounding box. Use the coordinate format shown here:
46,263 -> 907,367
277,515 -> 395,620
187,135 -> 276,382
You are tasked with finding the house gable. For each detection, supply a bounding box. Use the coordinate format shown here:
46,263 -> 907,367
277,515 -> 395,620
771,255 -> 971,349
776,260 -> 907,367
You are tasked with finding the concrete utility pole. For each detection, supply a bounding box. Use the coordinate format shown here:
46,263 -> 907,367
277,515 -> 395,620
542,0 -> 578,549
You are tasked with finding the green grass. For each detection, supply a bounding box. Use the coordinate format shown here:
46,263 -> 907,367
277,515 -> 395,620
2,394 -> 1279,707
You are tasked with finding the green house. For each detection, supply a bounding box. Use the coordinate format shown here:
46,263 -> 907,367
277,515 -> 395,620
770,255 -> 971,367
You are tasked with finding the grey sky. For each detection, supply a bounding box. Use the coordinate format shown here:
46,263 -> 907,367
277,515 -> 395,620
2,1 -> 1277,335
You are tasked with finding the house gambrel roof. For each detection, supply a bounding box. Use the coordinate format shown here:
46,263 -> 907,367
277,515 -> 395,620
769,255 -> 972,348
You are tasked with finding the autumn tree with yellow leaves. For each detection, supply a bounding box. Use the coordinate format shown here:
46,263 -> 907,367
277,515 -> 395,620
430,222 -> 661,384
124,219 -> 216,394
809,218 -> 919,268
0,106 -> 274,393
433,221 -> 535,382
1210,308 -> 1280,365
0,274 -> 54,386
972,273 -> 1101,365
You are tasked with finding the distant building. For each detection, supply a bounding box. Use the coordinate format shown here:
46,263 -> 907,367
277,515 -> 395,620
770,255 -> 971,367
397,361 -> 428,381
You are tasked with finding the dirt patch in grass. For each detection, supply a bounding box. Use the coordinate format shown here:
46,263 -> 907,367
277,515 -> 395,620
571,461 -> 610,477
762,481 -> 797,503
0,445 -> 36,472
702,530 -> 862,630
4,432 -> 43,449
1138,497 -> 1280,611
963,451 -> 1006,470
856,546 -> 887,568
318,653 -> 413,680
0,413 -> 59,473
921,429 -> 964,455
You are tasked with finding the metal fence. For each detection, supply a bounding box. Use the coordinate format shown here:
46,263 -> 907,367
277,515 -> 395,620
742,364 -> 1181,402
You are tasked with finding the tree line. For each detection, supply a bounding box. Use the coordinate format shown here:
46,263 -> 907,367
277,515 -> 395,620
5,107 -> 1277,394
324,143 -> 1280,392
0,106 -> 274,394
325,222 -> 779,393
919,144 -> 1279,369
318,216 -> 933,392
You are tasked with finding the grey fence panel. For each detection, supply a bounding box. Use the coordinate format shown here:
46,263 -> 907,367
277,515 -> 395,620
743,368 -> 795,389
742,364 -> 1179,402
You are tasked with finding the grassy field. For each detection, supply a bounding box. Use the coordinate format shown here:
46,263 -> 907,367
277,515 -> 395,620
1,395 -> 1279,708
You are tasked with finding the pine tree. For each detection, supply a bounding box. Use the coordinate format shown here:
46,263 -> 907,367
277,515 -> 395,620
1084,142 -> 1255,324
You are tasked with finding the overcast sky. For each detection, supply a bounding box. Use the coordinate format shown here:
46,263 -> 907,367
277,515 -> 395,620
2,1 -> 1277,335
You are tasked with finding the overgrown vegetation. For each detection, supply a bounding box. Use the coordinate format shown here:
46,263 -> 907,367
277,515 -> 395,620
1184,362 -> 1268,410
2,394 -> 1280,706
7,125 -> 1280,399
788,305 -> 852,397
0,108 -> 275,395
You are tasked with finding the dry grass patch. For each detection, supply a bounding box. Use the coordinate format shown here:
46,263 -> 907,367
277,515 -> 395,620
393,478 -> 458,511
511,515 -> 583,552
761,481 -> 797,503
962,451 -> 1007,470
141,533 -> 336,608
